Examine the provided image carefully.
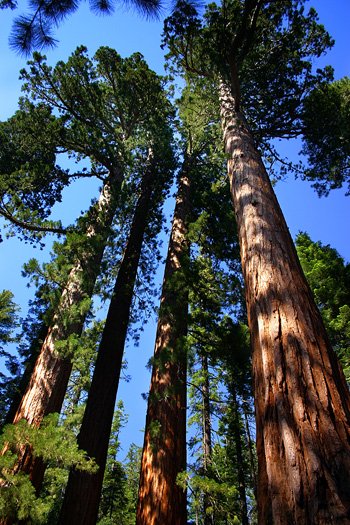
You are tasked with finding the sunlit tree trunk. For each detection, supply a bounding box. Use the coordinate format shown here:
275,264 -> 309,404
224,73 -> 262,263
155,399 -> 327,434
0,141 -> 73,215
0,167 -> 123,494
4,322 -> 49,426
136,163 -> 190,525
220,80 -> 350,524
58,152 -> 158,525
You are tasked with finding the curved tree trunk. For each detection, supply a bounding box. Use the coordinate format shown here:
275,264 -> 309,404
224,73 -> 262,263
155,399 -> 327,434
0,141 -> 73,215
219,81 -> 350,524
136,163 -> 190,525
1,167 -> 123,494
58,151 -> 159,525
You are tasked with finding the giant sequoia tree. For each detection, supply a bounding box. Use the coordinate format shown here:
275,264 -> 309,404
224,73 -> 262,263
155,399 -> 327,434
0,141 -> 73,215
163,1 -> 350,522
136,159 -> 190,525
136,80 -> 229,524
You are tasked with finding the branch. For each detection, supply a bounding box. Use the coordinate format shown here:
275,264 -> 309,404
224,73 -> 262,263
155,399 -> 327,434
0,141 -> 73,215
0,201 -> 67,235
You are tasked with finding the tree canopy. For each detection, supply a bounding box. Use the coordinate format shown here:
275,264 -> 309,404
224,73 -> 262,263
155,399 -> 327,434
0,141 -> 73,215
0,1 -> 350,524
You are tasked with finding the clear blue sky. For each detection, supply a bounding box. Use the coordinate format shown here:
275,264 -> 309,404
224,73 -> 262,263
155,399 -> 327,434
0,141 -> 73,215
0,0 -> 349,456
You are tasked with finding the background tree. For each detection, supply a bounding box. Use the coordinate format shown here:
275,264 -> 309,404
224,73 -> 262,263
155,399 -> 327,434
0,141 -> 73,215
0,291 -> 20,426
301,76 -> 350,196
184,156 -> 255,524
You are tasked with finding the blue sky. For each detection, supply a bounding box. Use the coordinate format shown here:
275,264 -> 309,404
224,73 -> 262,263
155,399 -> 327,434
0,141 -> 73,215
0,0 -> 349,455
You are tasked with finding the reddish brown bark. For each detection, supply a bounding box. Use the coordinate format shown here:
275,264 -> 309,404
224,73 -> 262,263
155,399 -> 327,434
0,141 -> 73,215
58,153 -> 158,525
0,168 -> 122,495
220,81 -> 350,524
136,165 -> 190,525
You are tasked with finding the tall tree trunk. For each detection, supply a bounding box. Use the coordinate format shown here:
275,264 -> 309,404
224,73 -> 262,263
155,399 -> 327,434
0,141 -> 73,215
136,163 -> 190,525
58,151 -> 158,525
219,80 -> 350,524
201,353 -> 214,525
0,167 -> 123,494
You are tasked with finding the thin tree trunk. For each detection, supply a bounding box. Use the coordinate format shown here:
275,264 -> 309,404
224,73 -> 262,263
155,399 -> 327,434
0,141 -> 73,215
58,151 -> 158,525
219,80 -> 350,524
0,167 -> 123,494
230,382 -> 249,525
136,163 -> 190,525
202,353 -> 214,525
202,354 -> 212,473
242,401 -> 257,499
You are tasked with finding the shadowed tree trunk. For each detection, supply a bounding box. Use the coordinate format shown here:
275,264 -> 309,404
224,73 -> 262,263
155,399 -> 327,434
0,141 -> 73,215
136,161 -> 190,525
220,80 -> 350,524
0,167 -> 123,494
230,382 -> 248,525
58,151 -> 160,525
201,353 -> 214,525
242,402 -> 257,499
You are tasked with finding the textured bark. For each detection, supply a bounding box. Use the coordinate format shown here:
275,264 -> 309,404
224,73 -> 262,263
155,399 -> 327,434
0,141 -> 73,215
136,166 -> 190,525
0,168 -> 122,494
58,153 -> 157,525
220,81 -> 350,524
4,323 -> 49,427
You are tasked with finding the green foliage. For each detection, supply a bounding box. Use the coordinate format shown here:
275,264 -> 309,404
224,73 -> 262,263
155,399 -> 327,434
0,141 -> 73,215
97,406 -> 142,525
2,45 -> 175,244
296,232 -> 350,380
20,46 -> 172,166
163,0 -> 338,186
0,100 -> 68,242
301,77 -> 350,195
178,470 -> 240,524
0,290 -> 19,351
0,290 -> 21,426
6,0 -> 162,54
0,414 -> 97,523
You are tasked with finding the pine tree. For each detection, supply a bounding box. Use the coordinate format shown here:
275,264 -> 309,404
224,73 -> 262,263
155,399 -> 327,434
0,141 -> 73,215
0,291 -> 20,426
3,0 -> 162,54
301,77 -> 350,196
